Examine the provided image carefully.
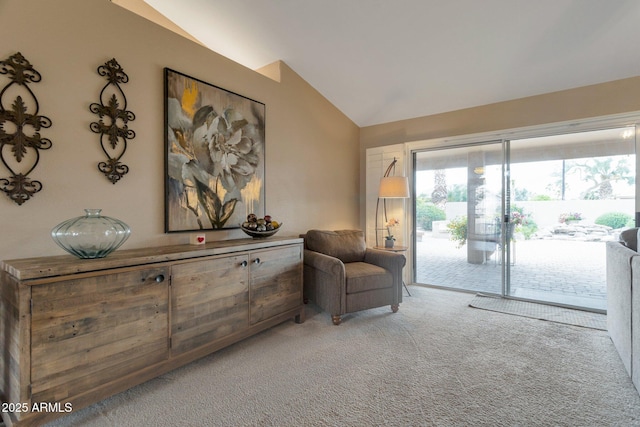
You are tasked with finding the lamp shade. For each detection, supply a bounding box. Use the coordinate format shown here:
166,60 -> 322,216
378,176 -> 410,198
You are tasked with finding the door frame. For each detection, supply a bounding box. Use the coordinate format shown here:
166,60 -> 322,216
405,111 -> 640,304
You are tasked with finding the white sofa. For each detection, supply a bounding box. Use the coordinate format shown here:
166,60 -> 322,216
606,227 -> 640,392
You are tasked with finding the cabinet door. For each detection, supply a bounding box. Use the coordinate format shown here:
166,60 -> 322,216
250,245 -> 302,325
171,254 -> 249,355
30,266 -> 170,403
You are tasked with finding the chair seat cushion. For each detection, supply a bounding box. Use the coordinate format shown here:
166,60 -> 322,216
345,262 -> 393,294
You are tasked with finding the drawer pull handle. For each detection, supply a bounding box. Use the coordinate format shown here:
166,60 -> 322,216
253,258 -> 261,265
155,274 -> 165,283
240,260 -> 248,267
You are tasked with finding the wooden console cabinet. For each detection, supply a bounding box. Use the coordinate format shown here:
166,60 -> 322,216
0,237 -> 304,426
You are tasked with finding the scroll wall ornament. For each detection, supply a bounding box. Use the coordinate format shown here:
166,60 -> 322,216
90,58 -> 135,184
0,52 -> 52,205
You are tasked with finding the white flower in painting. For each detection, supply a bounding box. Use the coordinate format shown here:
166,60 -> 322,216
167,97 -> 262,229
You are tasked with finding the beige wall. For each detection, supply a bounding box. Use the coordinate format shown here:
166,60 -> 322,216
359,76 -> 640,226
0,0 -> 360,260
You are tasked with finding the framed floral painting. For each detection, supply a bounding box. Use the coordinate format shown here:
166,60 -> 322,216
164,68 -> 265,232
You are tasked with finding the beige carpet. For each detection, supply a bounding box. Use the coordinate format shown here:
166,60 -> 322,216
46,286 -> 640,426
469,294 -> 608,330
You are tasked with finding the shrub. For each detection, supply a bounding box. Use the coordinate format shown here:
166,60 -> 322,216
446,216 -> 467,248
416,200 -> 446,231
559,212 -> 582,223
511,205 -> 538,240
519,222 -> 539,240
595,212 -> 633,229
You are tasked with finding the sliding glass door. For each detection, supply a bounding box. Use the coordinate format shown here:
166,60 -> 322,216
414,141 -> 504,294
505,127 -> 636,310
413,126 -> 636,311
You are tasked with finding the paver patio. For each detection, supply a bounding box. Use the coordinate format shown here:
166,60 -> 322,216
414,234 -> 607,311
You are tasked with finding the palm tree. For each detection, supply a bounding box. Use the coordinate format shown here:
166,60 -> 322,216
431,169 -> 447,208
567,156 -> 635,200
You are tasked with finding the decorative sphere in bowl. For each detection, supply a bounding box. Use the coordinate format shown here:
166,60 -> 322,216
241,214 -> 281,238
240,224 -> 282,238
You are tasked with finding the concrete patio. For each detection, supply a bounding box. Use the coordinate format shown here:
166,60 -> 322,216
414,233 -> 608,312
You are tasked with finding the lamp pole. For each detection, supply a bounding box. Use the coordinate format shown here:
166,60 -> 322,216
375,157 -> 409,247
376,158 -> 396,246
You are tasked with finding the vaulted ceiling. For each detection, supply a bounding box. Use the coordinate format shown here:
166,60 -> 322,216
140,0 -> 640,127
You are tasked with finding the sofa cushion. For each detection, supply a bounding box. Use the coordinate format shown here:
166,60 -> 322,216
345,262 -> 393,294
305,230 -> 366,263
619,228 -> 639,252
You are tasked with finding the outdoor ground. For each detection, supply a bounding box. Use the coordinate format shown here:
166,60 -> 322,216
415,234 -> 607,311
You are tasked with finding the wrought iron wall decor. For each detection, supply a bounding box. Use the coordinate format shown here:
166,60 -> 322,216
90,58 -> 135,184
0,52 -> 52,205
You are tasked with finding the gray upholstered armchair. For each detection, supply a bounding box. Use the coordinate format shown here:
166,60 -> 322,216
302,229 -> 406,325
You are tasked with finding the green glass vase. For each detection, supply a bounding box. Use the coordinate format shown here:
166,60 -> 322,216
51,209 -> 131,259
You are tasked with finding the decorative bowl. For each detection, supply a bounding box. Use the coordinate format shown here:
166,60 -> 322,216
240,223 -> 282,238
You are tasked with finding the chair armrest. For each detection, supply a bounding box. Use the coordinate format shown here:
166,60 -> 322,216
365,249 -> 405,304
303,249 -> 346,315
304,249 -> 345,277
606,241 -> 636,377
364,248 -> 406,277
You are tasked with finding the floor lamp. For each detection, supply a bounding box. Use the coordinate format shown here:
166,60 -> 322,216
375,157 -> 410,247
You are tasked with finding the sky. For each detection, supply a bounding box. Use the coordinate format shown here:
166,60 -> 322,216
416,155 -> 635,201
